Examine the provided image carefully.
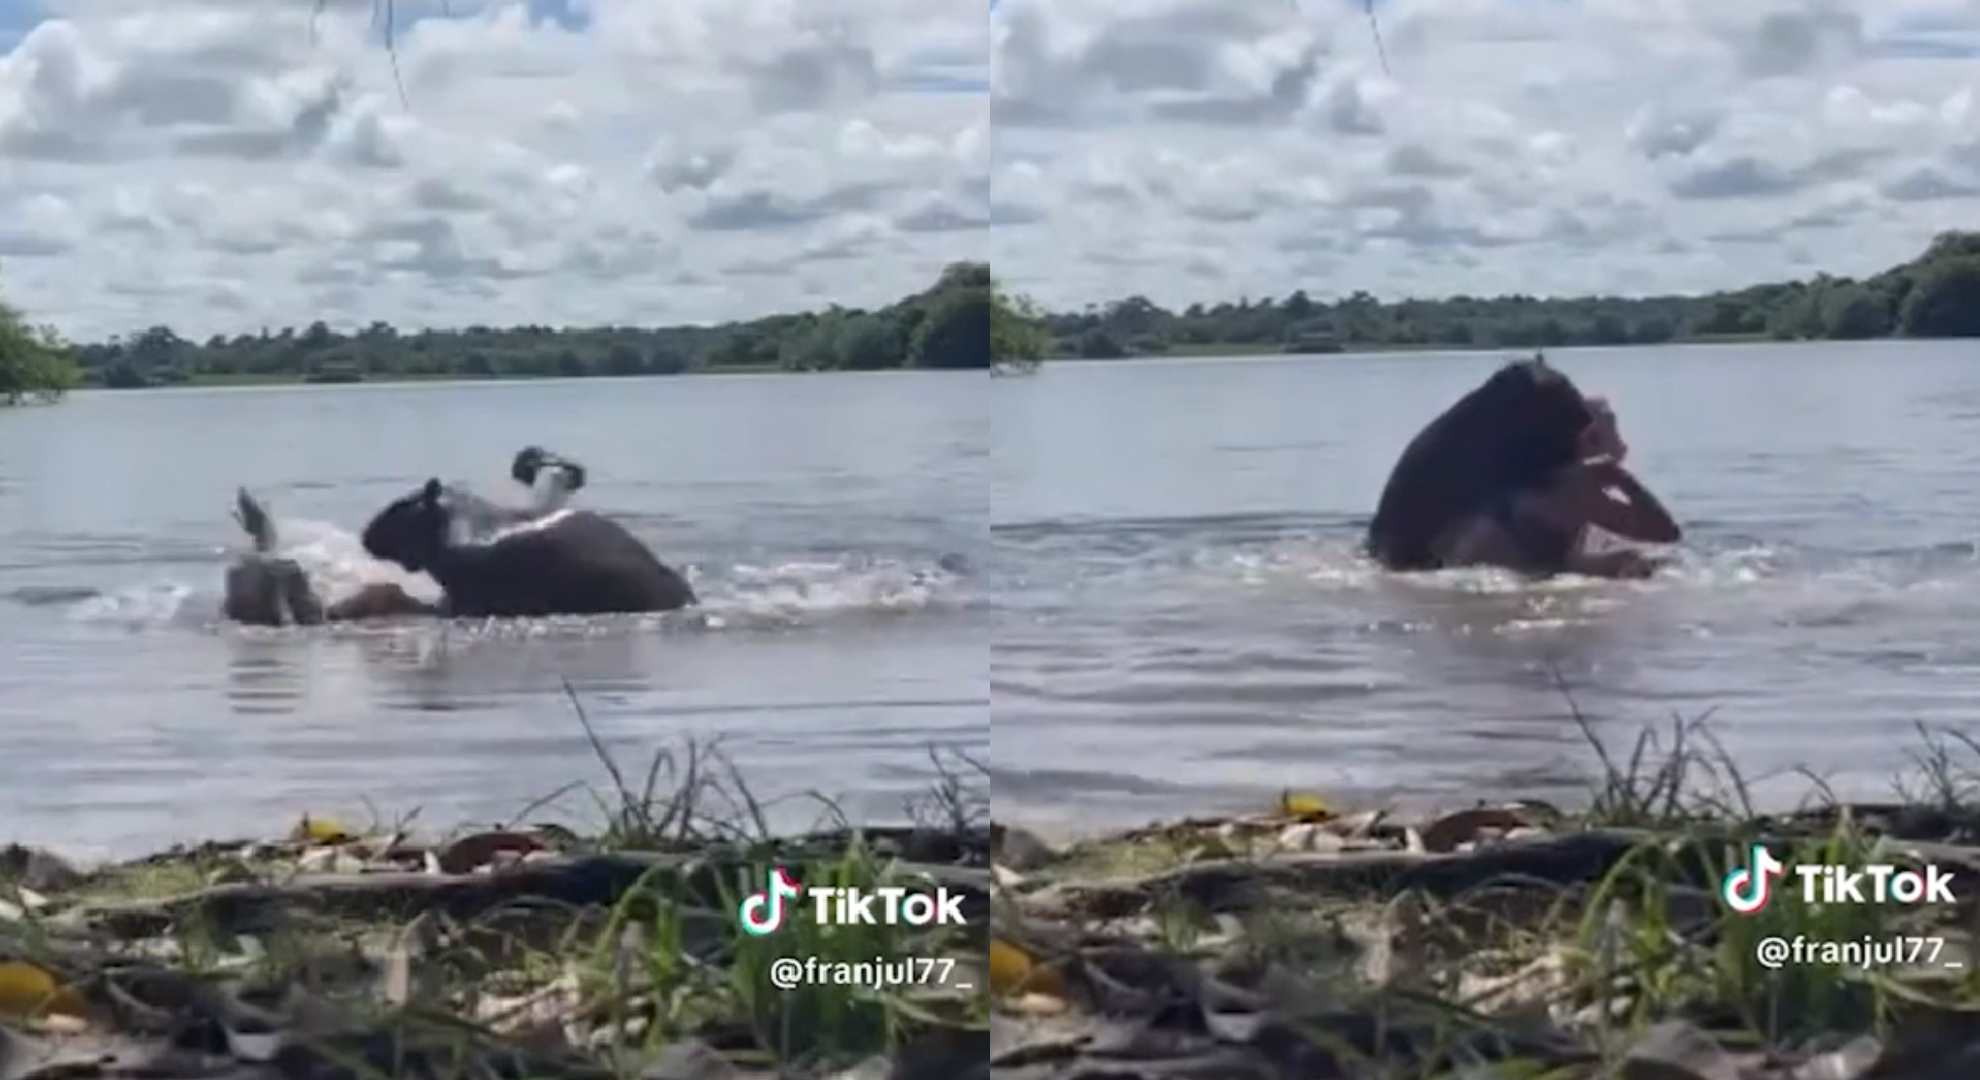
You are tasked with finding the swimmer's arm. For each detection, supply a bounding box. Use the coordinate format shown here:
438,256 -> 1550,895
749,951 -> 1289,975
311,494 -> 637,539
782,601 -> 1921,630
1554,462 -> 1682,544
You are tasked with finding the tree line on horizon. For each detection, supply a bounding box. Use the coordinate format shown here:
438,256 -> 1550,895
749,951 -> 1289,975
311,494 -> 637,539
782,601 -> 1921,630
64,262 -> 1001,389
5,233 -> 1979,400
1038,231 -> 1980,360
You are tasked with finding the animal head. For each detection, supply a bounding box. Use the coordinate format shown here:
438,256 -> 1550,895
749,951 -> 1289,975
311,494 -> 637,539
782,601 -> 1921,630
361,478 -> 453,573
1366,354 -> 1596,569
1470,355 -> 1595,486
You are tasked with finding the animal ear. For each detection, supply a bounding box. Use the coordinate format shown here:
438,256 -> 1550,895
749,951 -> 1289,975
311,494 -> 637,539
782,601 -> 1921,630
421,478 -> 443,505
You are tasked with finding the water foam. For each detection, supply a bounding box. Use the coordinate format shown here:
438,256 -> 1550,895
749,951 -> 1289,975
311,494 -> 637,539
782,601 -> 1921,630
1162,525 -> 1980,645
988,506 -> 1980,654
60,515 -> 966,636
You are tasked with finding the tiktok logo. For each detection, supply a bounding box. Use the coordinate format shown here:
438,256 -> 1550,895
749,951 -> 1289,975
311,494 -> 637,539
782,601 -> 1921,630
1721,843 -> 1787,915
737,867 -> 803,936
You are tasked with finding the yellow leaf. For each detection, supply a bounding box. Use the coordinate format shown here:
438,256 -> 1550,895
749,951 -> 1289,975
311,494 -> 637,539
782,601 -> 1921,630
1278,790 -> 1333,822
1004,992 -> 1069,1016
291,814 -> 356,844
0,961 -> 87,1021
989,938 -> 1065,1000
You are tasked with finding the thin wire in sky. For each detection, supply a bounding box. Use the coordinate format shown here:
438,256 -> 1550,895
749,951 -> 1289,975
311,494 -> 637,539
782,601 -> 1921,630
1364,0 -> 1393,76
1290,0 -> 1392,77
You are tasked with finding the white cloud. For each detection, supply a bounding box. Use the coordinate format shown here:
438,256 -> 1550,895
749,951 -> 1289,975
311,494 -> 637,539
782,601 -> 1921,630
990,0 -> 1980,311
0,0 -> 987,339
13,0 -> 1974,336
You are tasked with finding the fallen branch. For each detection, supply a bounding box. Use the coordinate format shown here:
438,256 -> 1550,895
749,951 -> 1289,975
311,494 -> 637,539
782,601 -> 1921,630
1040,827 -> 1980,918
71,853 -> 993,940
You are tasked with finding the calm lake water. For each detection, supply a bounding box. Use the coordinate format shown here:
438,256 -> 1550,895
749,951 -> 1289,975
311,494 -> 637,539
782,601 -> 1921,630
993,342 -> 1980,833
0,374 -> 988,859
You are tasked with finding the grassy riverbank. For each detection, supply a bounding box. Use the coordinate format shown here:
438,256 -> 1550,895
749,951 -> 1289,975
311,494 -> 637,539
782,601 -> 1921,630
990,713 -> 1980,1079
1,724 -> 991,1080
8,711 -> 1980,1079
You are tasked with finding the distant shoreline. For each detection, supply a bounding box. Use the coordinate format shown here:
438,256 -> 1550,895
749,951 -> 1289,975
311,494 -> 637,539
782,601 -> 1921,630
59,262 -> 997,391
72,332 -> 1938,391
87,360 -> 909,390
1053,331 -> 1776,362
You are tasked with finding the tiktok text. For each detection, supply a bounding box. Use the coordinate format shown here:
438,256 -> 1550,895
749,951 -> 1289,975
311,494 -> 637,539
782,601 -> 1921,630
767,955 -> 972,992
1753,934 -> 1959,971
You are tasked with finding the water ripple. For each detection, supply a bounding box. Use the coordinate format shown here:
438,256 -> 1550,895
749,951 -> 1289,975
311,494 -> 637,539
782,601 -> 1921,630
992,344 -> 1980,837
0,376 -> 988,859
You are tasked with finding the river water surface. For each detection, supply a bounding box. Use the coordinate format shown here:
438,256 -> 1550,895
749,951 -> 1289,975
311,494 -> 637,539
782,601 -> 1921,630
0,374 -> 988,858
993,342 -> 1980,832
8,346 -> 1976,856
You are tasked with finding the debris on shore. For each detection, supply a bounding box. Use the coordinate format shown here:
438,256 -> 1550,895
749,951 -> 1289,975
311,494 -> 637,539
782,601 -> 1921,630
987,720 -> 1980,1080
14,721 -> 1980,1079
1,748 -> 992,1080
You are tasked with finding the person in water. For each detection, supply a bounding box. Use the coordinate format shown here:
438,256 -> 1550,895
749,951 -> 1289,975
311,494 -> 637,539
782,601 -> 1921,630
1442,396 -> 1682,579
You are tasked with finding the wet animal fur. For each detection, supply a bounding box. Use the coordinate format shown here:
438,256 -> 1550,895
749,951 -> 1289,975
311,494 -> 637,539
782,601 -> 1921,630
361,478 -> 695,618
224,448 -> 645,625
1364,355 -> 1595,571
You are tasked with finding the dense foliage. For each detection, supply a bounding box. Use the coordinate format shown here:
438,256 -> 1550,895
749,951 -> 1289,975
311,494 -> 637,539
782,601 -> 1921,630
992,288 -> 1049,362
50,232 -> 1980,387
1042,231 -> 1980,359
73,262 -> 998,387
0,295 -> 78,404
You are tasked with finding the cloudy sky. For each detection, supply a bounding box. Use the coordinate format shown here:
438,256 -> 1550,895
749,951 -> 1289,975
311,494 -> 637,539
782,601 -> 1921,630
2,1 -> 1974,341
0,0 -> 985,340
993,0 -> 1980,314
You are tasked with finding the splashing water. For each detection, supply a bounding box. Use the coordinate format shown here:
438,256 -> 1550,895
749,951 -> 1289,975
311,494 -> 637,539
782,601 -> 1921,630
59,512 -> 969,637
1132,525 -> 1964,638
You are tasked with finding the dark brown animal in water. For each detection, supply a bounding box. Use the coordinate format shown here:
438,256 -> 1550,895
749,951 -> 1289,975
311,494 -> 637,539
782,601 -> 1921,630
1365,354 -> 1596,572
360,472 -> 695,617
225,446 -> 624,625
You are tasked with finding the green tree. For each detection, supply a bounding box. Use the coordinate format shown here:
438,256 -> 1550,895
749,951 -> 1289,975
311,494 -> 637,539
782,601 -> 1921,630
1077,330 -> 1125,359
836,314 -> 906,371
910,286 -> 991,370
778,316 -> 842,371
1900,256 -> 1980,338
991,289 -> 1048,361
1818,284 -> 1891,340
0,292 -> 78,404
